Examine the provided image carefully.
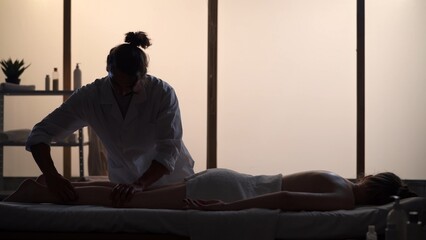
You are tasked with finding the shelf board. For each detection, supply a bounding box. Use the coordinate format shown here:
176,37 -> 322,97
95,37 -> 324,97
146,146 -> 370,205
0,90 -> 74,96
0,141 -> 89,147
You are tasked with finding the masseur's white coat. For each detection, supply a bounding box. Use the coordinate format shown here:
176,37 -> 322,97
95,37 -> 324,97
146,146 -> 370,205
26,75 -> 194,185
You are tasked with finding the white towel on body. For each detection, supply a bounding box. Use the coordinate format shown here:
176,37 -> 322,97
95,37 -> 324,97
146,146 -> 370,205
185,168 -> 282,202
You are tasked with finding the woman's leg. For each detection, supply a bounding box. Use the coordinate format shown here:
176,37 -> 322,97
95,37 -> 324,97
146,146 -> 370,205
71,181 -> 115,188
3,179 -> 187,209
35,174 -> 185,190
3,179 -> 114,207
36,174 -> 116,188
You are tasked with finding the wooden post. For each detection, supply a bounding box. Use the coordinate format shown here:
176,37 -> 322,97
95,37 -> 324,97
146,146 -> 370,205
63,0 -> 72,179
207,0 -> 218,169
0,95 -> 4,190
356,0 -> 365,178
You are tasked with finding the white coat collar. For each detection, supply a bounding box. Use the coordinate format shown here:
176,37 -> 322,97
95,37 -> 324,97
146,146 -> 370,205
100,77 -> 147,104
100,77 -> 147,122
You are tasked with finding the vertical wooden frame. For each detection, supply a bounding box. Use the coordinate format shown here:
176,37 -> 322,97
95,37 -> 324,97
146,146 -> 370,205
207,0 -> 218,169
356,0 -> 365,178
63,0 -> 72,178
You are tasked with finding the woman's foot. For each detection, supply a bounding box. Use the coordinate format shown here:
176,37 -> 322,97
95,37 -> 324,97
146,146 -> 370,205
2,179 -> 39,203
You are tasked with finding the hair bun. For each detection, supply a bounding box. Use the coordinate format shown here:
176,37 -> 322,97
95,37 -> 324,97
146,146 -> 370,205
125,31 -> 151,49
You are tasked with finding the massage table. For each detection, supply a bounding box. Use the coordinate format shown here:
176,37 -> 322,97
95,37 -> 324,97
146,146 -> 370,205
0,197 -> 425,240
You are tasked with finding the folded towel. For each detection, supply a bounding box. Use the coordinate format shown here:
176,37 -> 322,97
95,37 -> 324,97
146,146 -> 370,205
0,82 -> 35,92
188,208 -> 280,240
0,129 -> 31,143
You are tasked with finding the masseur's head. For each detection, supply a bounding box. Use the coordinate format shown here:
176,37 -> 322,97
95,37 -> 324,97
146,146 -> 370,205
107,31 -> 151,91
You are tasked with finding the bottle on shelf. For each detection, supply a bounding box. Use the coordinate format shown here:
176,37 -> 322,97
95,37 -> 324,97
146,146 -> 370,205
52,67 -> 59,91
45,74 -> 50,91
73,63 -> 82,90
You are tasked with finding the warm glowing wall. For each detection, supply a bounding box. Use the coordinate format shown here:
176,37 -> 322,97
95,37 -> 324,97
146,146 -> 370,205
217,0 -> 357,176
0,0 -> 207,176
71,0 -> 208,174
1,0 -> 66,176
365,0 -> 426,179
0,0 -> 425,179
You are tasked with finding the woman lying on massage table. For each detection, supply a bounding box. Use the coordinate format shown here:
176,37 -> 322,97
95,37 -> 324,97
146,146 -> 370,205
3,168 -> 416,211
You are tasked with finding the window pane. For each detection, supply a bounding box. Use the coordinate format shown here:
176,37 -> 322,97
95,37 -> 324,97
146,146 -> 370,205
218,0 -> 356,177
366,0 -> 426,179
0,0 -> 64,176
72,0 -> 207,173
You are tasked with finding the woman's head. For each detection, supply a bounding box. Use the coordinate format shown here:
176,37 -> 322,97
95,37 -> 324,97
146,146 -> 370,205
107,31 -> 151,78
357,172 -> 417,205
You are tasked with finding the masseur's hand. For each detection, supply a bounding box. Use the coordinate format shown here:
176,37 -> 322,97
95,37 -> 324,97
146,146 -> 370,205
110,183 -> 143,207
44,172 -> 78,202
30,143 -> 77,202
133,160 -> 169,190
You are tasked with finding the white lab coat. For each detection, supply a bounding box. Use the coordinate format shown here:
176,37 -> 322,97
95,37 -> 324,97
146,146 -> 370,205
26,75 -> 195,185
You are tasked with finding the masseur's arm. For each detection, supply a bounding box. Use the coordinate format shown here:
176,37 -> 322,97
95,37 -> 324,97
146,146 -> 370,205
30,143 -> 78,201
110,160 -> 169,207
26,88 -> 87,202
134,160 -> 170,189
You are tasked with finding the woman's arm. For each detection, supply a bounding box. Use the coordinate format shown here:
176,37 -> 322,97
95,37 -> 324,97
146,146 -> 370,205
187,190 -> 355,211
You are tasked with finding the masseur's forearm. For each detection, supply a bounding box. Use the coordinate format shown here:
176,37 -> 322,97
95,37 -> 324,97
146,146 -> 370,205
30,142 -> 60,176
136,160 -> 169,189
30,142 -> 78,201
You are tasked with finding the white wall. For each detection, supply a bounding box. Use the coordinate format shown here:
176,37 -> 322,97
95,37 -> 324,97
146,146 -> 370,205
0,0 -> 66,176
366,0 -> 426,179
71,0 -> 208,173
0,0 -> 207,176
218,0 -> 357,176
1,0 -> 425,179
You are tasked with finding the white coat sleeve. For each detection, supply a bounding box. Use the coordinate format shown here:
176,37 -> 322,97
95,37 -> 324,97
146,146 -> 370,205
154,88 -> 184,172
25,91 -> 88,151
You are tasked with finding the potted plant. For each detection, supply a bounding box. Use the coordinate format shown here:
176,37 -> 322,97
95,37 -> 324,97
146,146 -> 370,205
0,58 -> 31,85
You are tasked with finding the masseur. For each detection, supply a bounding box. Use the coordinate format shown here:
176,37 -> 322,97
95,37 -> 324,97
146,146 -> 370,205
25,31 -> 195,203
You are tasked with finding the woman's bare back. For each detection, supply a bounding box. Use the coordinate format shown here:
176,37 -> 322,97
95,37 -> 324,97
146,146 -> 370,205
281,170 -> 353,194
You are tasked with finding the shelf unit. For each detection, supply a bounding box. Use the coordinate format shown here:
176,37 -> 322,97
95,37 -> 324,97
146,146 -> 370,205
0,90 -> 88,190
